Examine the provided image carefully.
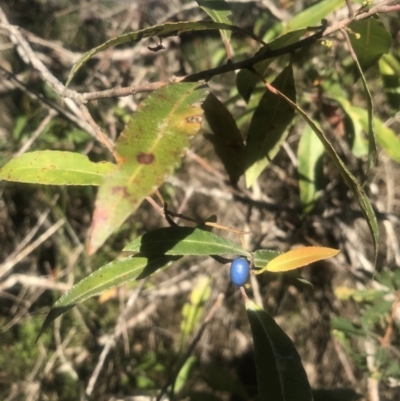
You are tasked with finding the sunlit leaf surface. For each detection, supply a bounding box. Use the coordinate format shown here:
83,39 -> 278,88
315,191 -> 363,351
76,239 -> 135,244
264,246 -> 339,272
124,226 -> 250,257
38,254 -> 178,338
253,249 -> 282,269
88,83 -> 208,254
0,151 -> 116,185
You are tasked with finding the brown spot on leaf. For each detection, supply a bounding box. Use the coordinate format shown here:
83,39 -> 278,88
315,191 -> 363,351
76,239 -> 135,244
111,186 -> 129,197
137,153 -> 155,164
116,155 -> 127,165
186,115 -> 203,124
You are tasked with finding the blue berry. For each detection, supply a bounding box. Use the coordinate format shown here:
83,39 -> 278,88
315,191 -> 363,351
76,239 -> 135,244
230,258 -> 250,286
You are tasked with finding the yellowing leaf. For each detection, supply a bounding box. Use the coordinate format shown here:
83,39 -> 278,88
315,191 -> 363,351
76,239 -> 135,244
180,275 -> 211,346
38,254 -> 179,338
268,84 -> 379,270
87,83 -> 207,254
265,246 -> 339,272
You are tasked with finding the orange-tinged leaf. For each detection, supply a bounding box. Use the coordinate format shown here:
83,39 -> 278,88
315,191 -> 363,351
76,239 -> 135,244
265,246 -> 339,272
266,82 -> 378,270
87,83 -> 208,254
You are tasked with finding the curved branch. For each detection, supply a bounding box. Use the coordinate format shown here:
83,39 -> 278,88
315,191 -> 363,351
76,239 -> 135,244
78,0 -> 400,101
1,1 -> 399,104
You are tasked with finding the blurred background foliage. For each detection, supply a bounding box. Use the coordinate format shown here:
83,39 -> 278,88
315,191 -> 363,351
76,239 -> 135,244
0,0 -> 400,400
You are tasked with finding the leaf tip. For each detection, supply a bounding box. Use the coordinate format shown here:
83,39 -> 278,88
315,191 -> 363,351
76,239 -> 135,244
265,246 -> 340,272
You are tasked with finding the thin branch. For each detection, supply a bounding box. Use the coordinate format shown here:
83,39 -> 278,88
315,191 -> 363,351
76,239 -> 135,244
323,1 -> 400,37
0,219 -> 65,278
80,29 -> 325,102
72,1 -> 400,102
0,205 -> 54,277
1,2 -> 399,108
0,274 -> 70,293
0,65 -> 98,139
0,7 -> 117,153
82,80 -> 172,101
1,1 -> 399,159
78,103 -> 116,157
14,110 -> 57,157
0,16 -> 81,103
345,0 -> 355,18
85,281 -> 146,397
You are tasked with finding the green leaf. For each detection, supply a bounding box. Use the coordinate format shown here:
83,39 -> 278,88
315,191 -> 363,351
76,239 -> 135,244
245,65 -> 296,187
185,392 -> 223,401
196,1 -> 232,44
298,123 -> 325,214
202,93 -> 245,184
237,29 -> 306,103
380,53 -> 400,77
246,300 -> 313,401
174,356 -> 197,394
12,115 -> 28,140
253,249 -> 282,269
379,53 -> 400,111
259,29 -> 308,56
88,83 -> 208,254
334,101 -> 400,164
236,70 -> 261,104
38,254 -> 178,338
335,286 -> 387,303
180,276 -> 211,345
358,109 -> 400,164
330,316 -> 366,337
359,66 -> 376,171
0,151 -> 116,185
267,83 -> 379,270
202,365 -> 249,400
361,299 -> 393,328
297,278 -> 313,288
264,0 -> 359,42
344,29 -> 378,171
285,0 -> 342,32
349,19 -> 392,72
123,226 -> 250,257
313,389 -> 362,401
385,360 -> 400,378
332,96 -> 368,158
66,21 -> 264,86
